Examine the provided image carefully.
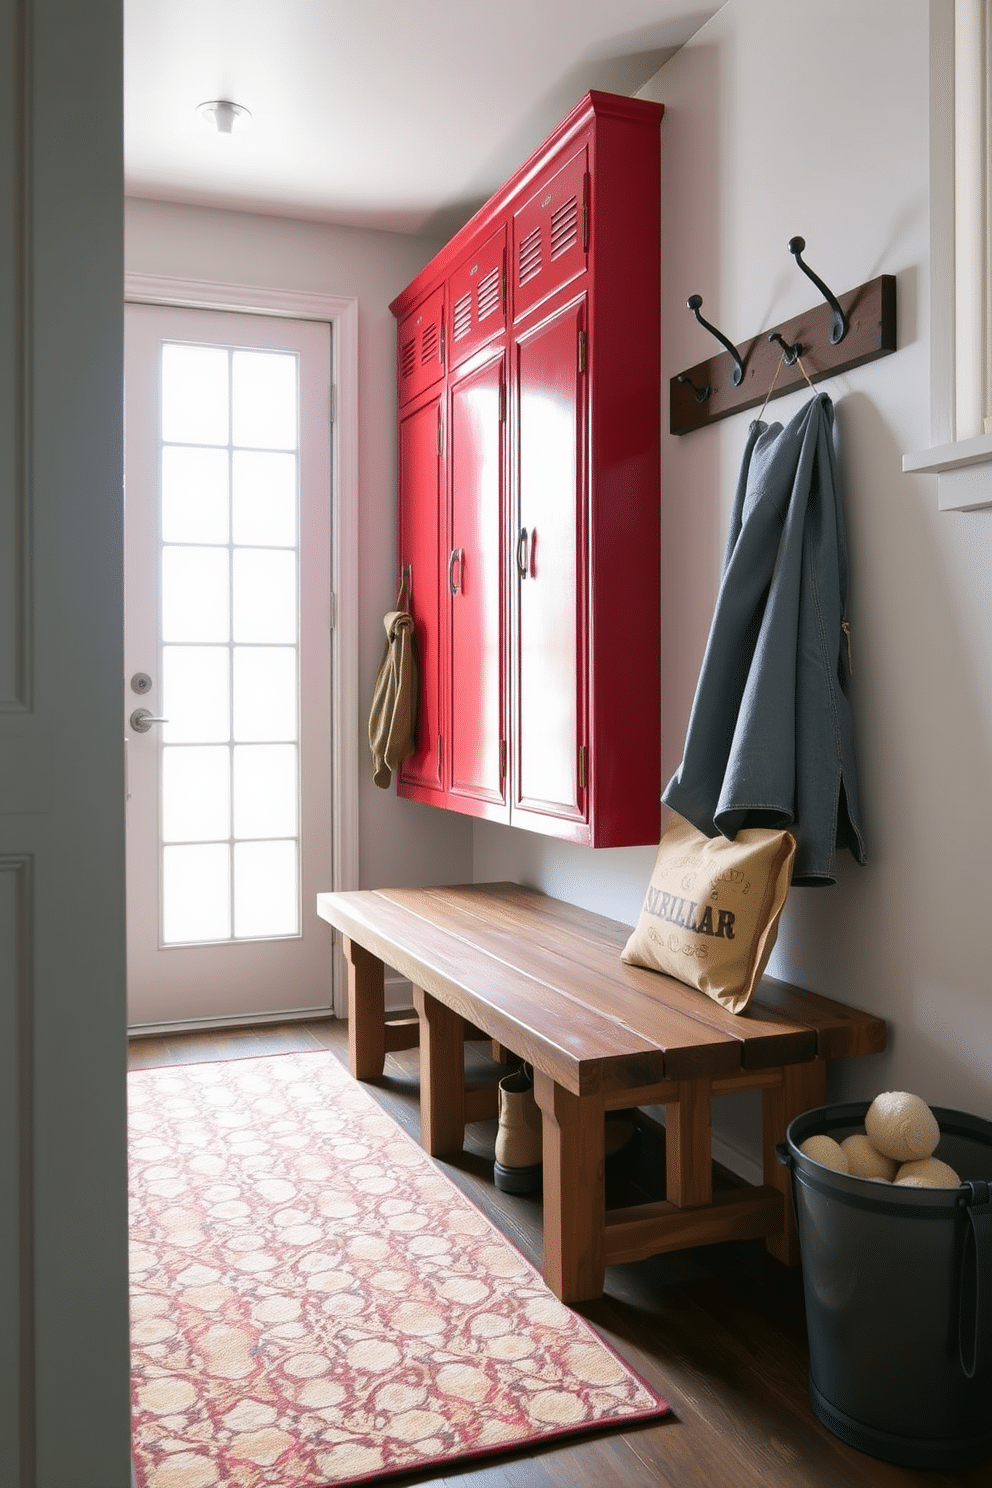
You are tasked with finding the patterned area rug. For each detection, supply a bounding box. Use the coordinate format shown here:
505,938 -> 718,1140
129,1051 -> 668,1488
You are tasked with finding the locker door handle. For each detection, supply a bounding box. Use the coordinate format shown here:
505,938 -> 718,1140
516,527 -> 529,578
448,548 -> 463,594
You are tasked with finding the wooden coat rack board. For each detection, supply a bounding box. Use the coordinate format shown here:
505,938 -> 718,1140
670,270 -> 897,437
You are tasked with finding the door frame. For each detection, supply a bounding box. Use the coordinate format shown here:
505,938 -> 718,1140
124,273 -> 359,1020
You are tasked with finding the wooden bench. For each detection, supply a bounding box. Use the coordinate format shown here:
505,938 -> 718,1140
316,882 -> 886,1304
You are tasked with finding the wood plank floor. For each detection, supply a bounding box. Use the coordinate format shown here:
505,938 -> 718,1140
128,1020 -> 988,1488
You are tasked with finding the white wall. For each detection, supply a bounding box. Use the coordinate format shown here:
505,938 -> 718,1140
124,199 -> 474,893
475,0 -> 992,1172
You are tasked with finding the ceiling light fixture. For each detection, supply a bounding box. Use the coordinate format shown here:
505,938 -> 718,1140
196,99 -> 252,135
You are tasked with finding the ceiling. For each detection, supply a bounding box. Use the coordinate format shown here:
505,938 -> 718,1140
124,1 -> 718,238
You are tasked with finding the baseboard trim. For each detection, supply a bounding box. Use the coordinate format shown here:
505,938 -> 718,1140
639,1103 -> 763,1188
711,1134 -> 763,1188
127,980 -> 413,1039
385,975 -> 414,1013
127,1006 -> 338,1039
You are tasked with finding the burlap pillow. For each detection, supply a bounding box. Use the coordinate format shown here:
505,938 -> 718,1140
621,812 -> 796,1014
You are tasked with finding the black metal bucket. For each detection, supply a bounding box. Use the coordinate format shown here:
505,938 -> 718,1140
778,1102 -> 992,1470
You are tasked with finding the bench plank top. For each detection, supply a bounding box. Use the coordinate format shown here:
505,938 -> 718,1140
317,882 -> 886,1093
390,884 -> 826,1070
321,888 -> 664,1091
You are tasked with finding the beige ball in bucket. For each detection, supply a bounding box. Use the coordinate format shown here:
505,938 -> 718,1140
841,1132 -> 897,1182
894,1157 -> 961,1188
864,1091 -> 940,1163
799,1134 -> 849,1173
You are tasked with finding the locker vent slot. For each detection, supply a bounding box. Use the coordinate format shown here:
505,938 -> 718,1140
453,291 -> 473,341
550,196 -> 578,259
421,322 -> 439,364
401,338 -> 416,380
518,226 -> 542,286
477,265 -> 501,321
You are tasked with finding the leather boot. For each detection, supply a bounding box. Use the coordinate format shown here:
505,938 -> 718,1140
493,1065 -> 543,1194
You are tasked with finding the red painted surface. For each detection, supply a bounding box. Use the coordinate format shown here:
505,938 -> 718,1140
447,226 -> 507,373
392,91 -> 663,847
397,285 -> 445,407
448,349 -> 506,813
514,293 -> 586,827
397,394 -> 443,795
511,144 -> 588,325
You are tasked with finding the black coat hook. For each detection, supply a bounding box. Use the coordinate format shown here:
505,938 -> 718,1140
767,331 -> 801,364
686,295 -> 744,384
788,237 -> 847,344
677,372 -> 710,403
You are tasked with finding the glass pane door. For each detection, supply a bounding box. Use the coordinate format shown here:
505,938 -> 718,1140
159,342 -> 301,945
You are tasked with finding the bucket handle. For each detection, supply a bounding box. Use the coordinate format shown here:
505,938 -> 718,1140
775,1141 -> 802,1234
959,1181 -> 991,1380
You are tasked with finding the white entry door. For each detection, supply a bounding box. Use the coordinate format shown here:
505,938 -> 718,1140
124,303 -> 333,1029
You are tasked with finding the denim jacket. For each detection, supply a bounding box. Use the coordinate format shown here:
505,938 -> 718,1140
663,393 -> 866,885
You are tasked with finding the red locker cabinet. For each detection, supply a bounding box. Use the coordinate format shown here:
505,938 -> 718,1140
391,91 -> 663,847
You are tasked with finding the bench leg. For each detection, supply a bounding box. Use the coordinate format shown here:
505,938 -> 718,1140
343,936 -> 386,1081
412,985 -> 466,1157
533,1072 -> 606,1304
665,1079 -> 713,1208
762,1058 -> 827,1265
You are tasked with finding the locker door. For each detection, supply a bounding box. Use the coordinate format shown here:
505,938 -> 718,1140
512,144 -> 588,324
447,226 -> 507,371
397,395 -> 444,794
397,285 -> 446,407
447,350 -> 506,811
513,295 -> 587,825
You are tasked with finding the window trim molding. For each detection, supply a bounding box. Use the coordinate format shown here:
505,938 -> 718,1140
124,273 -> 360,1015
929,0 -> 958,448
903,0 -> 991,508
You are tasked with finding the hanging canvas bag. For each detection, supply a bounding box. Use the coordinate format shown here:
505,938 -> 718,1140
368,576 -> 419,788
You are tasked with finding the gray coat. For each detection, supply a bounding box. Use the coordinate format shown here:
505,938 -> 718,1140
663,393 -> 866,885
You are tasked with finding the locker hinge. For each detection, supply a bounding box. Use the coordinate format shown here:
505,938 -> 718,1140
501,267 -> 507,313
329,591 -> 337,630
438,412 -> 445,455
578,329 -> 587,373
499,381 -> 506,423
439,323 -> 446,365
499,738 -> 507,782
437,735 -> 443,773
578,744 -> 588,789
582,200 -> 589,252
329,383 -> 337,424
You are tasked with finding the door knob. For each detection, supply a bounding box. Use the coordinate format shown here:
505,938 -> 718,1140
129,707 -> 169,734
